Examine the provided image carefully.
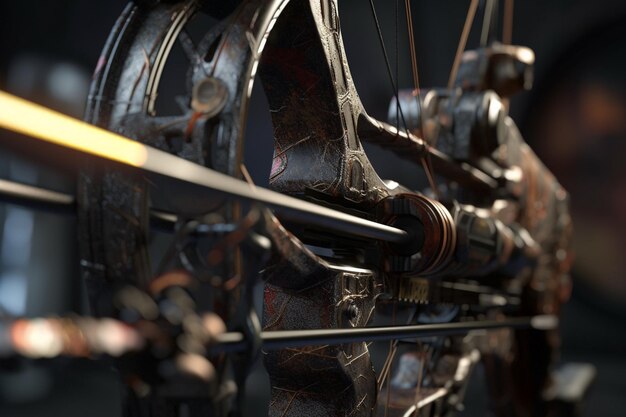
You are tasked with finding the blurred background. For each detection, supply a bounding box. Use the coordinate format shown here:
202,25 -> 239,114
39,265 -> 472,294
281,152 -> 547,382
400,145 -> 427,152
1,0 -> 625,416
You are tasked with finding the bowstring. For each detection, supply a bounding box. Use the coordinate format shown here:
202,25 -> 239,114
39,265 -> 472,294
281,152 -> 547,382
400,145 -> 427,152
480,0 -> 496,47
377,306 -> 420,417
411,344 -> 431,416
445,0 -> 479,195
403,0 -> 422,106
502,0 -> 514,111
448,0 -> 479,90
382,303 -> 398,417
368,0 -> 411,136
403,0 -> 441,200
368,3 -> 517,415
383,5 -> 400,400
365,1 -> 437,408
503,0 -> 514,45
395,0 -> 401,133
404,3 -> 487,413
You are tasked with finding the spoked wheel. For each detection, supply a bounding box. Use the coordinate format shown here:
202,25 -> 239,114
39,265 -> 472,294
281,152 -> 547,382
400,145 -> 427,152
79,1 -> 279,414
80,1 -> 570,417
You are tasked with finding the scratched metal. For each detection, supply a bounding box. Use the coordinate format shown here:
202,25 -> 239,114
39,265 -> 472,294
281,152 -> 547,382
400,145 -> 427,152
262,214 -> 380,417
77,0 -> 291,414
76,0 -> 575,416
258,3 -> 394,412
481,119 -> 573,417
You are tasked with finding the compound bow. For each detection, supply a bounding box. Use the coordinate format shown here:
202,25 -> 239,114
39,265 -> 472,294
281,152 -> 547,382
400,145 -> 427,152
0,1 -> 580,416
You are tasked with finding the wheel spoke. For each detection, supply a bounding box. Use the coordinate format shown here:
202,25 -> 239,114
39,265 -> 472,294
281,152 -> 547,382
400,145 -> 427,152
177,28 -> 200,63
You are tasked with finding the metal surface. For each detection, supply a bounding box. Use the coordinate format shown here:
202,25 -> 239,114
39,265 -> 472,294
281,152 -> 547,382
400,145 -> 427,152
1,314 -> 557,355
218,315 -> 558,351
0,177 -> 177,230
0,178 -> 75,213
0,91 -> 409,245
0,0 -> 577,416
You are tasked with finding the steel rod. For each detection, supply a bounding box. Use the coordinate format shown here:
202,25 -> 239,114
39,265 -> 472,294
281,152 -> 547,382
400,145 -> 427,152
0,91 -> 409,244
215,315 -> 558,352
2,315 -> 557,359
0,173 -> 403,241
0,178 -> 178,229
0,178 -> 75,213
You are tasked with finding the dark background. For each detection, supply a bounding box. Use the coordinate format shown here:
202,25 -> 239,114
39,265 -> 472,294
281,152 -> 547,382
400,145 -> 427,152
1,1 -> 626,416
